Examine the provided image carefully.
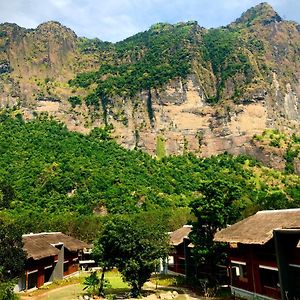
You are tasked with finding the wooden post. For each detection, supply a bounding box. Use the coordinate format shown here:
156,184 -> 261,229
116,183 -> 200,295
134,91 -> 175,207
25,270 -> 28,291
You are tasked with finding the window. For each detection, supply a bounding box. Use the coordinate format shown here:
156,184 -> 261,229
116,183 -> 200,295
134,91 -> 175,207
64,261 -> 69,274
289,265 -> 300,293
178,258 -> 186,269
259,267 -> 279,289
290,265 -> 300,281
168,256 -> 174,266
44,266 -> 53,283
231,261 -> 248,282
27,271 -> 38,289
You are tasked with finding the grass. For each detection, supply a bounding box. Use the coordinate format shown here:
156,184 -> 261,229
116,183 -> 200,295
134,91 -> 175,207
105,269 -> 129,288
19,274 -> 84,298
104,269 -> 130,294
19,271 -> 201,300
19,270 -> 129,300
149,274 -> 232,299
174,295 -> 187,300
149,274 -> 187,287
216,287 -> 231,298
156,135 -> 166,159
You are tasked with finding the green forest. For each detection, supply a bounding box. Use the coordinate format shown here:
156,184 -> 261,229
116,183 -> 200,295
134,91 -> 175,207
0,111 -> 299,242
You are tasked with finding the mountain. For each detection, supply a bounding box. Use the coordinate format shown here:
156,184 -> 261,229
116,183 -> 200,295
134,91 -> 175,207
0,3 -> 299,172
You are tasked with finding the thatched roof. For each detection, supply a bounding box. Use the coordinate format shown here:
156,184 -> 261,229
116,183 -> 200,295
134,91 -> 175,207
23,232 -> 90,260
214,209 -> 300,245
169,225 -> 192,246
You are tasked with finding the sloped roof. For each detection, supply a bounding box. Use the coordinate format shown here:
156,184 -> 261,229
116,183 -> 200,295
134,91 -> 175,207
23,232 -> 90,260
214,208 -> 300,245
169,225 -> 192,246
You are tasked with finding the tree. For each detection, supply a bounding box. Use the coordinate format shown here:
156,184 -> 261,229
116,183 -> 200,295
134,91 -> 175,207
0,281 -> 18,300
83,271 -> 100,296
189,179 -> 242,288
0,181 -> 15,209
93,213 -> 169,297
92,225 -> 118,296
0,219 -> 26,300
89,125 -> 113,141
68,96 -> 82,108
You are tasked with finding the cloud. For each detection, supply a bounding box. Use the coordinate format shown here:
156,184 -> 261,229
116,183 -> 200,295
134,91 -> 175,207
49,0 -> 71,9
0,0 -> 299,42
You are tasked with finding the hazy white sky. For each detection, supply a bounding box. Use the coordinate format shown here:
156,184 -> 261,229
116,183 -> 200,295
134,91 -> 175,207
0,0 -> 299,42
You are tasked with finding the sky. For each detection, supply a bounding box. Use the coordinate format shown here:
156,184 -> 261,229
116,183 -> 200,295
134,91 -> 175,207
1,0 -> 300,42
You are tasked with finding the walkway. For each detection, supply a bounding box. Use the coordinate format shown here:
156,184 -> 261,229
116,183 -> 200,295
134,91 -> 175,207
19,283 -> 81,300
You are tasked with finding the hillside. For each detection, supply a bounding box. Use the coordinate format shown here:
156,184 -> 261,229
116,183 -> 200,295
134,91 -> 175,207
0,3 -> 300,172
0,113 -> 299,239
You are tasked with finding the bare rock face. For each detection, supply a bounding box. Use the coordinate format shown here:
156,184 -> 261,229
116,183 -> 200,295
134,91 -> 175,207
1,3 -> 300,173
102,72 -> 298,175
294,159 -> 300,174
120,76 -> 269,158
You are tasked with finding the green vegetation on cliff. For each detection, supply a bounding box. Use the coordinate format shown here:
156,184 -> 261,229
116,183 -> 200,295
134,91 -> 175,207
1,2 -> 299,134
253,129 -> 300,174
69,22 -> 197,109
202,28 -> 256,103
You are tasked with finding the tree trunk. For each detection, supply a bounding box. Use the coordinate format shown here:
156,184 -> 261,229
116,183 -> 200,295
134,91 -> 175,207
131,282 -> 142,298
99,266 -> 107,296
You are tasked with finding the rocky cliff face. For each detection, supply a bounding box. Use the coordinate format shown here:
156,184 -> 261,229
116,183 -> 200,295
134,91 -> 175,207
0,3 -> 299,172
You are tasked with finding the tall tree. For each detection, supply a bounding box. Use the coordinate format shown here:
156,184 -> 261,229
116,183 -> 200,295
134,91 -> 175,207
93,212 -> 169,297
0,181 -> 15,210
92,225 -> 118,296
0,219 -> 26,299
189,178 -> 242,287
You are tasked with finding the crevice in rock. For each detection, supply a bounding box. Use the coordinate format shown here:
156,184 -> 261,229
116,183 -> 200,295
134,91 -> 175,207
146,88 -> 155,128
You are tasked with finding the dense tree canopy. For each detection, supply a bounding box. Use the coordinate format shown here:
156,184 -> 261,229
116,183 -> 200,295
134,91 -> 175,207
70,18 -> 271,106
0,112 -> 299,240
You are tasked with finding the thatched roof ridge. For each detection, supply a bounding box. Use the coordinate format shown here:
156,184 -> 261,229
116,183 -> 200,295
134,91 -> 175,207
169,225 -> 192,246
23,232 -> 90,260
214,208 -> 300,245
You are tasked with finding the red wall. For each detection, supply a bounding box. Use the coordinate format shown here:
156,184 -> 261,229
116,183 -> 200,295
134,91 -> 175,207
230,242 -> 281,299
63,249 -> 79,277
168,244 -> 186,274
25,251 -> 80,290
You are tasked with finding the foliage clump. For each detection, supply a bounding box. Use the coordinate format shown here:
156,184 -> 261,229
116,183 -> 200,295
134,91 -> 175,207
68,95 -> 82,108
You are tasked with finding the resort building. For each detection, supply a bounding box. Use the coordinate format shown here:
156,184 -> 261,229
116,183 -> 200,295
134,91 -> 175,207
168,225 -> 193,275
16,232 -> 90,292
214,208 -> 300,300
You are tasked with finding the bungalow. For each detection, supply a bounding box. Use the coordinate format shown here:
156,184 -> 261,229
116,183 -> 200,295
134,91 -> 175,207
214,208 -> 300,300
16,232 -> 90,292
168,225 -> 193,275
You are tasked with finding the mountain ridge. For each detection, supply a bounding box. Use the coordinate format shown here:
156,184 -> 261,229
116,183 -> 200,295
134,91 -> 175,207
233,2 -> 282,26
0,3 -> 289,42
